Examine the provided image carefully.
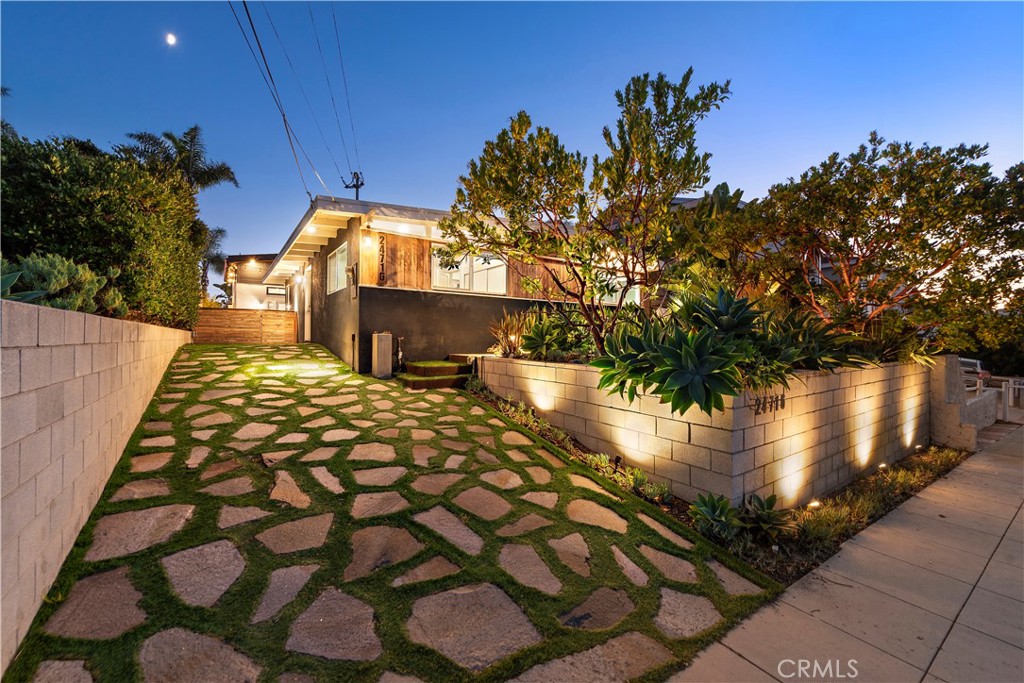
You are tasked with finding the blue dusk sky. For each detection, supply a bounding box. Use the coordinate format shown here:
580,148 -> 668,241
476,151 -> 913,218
2,1 -> 1022,263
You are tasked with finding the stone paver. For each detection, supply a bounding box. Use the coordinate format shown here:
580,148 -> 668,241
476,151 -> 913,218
351,491 -> 410,518
566,499 -> 627,533
655,588 -> 722,639
521,491 -> 558,509
261,450 -> 298,466
640,545 -> 698,583
287,589 -> 382,661
392,556 -> 460,587
140,628 -> 262,682
513,632 -> 673,682
707,559 -> 762,596
637,512 -> 694,550
349,442 -> 398,462
310,466 -> 344,493
497,513 -> 553,537
110,478 -> 170,502
407,583 -> 542,670
252,564 -> 318,623
257,513 -> 333,554
130,452 -> 172,472
453,486 -> 511,520
612,546 -> 649,586
200,459 -> 241,480
353,466 -> 408,486
232,423 -> 276,440
559,587 -> 634,630
161,540 -> 245,608
524,466 -> 551,485
85,504 -> 195,561
345,526 -> 424,581
32,660 -> 93,683
548,532 -> 592,576
413,506 -> 484,555
218,505 -> 271,529
44,567 -> 146,639
200,476 -> 254,497
299,447 -> 337,462
499,544 -> 562,595
410,473 -> 465,495
270,471 -> 311,508
480,469 -> 524,490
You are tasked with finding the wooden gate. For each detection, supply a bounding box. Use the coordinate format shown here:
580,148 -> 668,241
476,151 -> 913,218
193,309 -> 297,344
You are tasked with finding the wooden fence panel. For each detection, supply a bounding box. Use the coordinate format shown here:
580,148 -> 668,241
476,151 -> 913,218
194,309 -> 297,344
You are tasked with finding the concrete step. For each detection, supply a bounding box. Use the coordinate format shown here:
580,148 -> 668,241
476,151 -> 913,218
397,373 -> 471,390
405,361 -> 473,377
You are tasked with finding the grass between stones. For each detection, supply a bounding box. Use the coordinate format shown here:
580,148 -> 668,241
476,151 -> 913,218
5,344 -> 779,683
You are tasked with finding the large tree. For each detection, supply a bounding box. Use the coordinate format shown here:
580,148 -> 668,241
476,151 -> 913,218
436,70 -> 731,352
712,133 -> 1024,352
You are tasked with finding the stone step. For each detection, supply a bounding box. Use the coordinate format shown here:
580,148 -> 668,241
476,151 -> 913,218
406,361 -> 472,377
447,353 -> 480,365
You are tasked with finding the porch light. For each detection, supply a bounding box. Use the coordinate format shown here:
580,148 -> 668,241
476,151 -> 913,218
296,275 -> 305,284
363,235 -> 373,247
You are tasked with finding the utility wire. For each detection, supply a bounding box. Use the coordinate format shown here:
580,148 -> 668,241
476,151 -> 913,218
230,0 -> 329,197
261,2 -> 345,182
241,0 -> 329,194
330,3 -> 362,172
307,1 -> 353,175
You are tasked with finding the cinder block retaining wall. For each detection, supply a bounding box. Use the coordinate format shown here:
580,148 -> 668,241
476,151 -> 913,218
0,301 -> 190,670
480,356 -> 932,508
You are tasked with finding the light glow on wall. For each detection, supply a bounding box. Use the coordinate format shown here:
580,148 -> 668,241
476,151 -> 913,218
854,389 -> 883,467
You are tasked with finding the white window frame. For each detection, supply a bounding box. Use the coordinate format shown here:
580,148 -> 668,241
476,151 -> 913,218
327,242 -> 349,295
430,244 -> 507,296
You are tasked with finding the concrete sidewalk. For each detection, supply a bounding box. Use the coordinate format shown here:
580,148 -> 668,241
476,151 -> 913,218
674,424 -> 1024,683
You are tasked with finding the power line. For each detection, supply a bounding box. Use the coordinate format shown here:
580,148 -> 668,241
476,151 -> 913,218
229,0 -> 329,197
307,1 -> 353,176
330,3 -> 362,172
261,2 -> 345,182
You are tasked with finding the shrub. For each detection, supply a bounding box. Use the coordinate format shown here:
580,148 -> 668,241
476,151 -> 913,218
1,126 -> 202,328
1,253 -> 128,316
488,309 -> 537,357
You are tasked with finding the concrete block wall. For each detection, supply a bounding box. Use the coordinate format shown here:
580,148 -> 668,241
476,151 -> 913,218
0,301 -> 190,670
930,354 -> 998,451
479,356 -> 931,509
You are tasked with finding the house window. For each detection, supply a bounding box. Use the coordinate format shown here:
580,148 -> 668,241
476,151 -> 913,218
327,243 -> 349,294
430,246 -> 507,295
599,277 -> 641,306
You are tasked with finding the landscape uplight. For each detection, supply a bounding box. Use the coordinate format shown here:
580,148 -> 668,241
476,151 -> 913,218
807,499 -> 821,509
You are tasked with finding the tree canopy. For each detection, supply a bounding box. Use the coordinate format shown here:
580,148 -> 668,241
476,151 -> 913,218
436,70 -> 731,351
117,125 -> 239,192
706,133 -> 1024,353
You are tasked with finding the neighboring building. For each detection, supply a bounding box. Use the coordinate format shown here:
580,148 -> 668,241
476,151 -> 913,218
262,196 -> 557,372
224,254 -> 288,310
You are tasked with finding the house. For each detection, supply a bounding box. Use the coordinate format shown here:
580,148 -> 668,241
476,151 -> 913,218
224,253 -> 288,310
261,196 -> 556,372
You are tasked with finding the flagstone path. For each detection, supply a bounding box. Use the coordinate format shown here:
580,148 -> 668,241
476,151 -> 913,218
15,344 -> 772,682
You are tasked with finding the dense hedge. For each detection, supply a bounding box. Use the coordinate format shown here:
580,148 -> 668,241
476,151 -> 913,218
1,126 -> 203,329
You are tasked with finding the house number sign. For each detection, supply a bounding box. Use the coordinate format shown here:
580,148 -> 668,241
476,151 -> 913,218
751,394 -> 785,415
378,235 -> 386,284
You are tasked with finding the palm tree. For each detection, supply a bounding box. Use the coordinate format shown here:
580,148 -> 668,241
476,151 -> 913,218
200,225 -> 228,293
118,125 -> 238,192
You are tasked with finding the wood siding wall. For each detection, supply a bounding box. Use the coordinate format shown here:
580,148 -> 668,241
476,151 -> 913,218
193,309 -> 297,344
356,230 -> 564,301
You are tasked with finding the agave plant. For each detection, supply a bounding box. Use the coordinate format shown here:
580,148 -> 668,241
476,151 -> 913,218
688,492 -> 743,542
592,313 -> 745,416
488,309 -> 537,358
740,493 -> 795,544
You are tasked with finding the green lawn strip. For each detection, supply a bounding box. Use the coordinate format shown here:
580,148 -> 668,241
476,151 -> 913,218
7,343 -> 776,683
